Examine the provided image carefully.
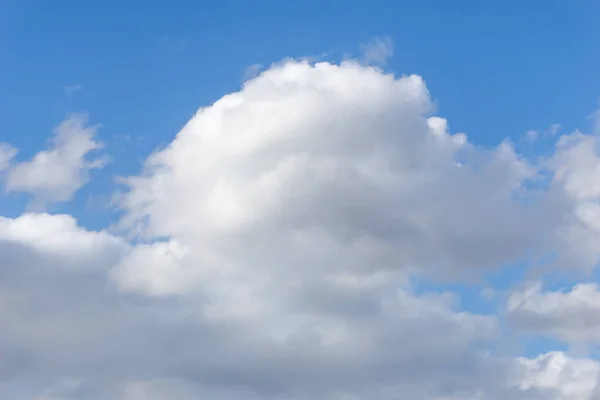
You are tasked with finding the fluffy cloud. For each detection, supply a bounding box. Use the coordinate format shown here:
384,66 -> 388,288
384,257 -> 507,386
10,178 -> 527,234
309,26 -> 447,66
3,114 -> 107,207
116,60 -> 553,297
0,214 -> 505,400
548,132 -> 600,271
507,282 -> 600,345
510,352 -> 600,400
0,213 -> 125,270
3,58 -> 600,399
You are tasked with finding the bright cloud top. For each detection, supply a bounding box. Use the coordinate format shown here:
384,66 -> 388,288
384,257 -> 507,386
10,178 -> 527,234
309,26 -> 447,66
2,59 -> 600,399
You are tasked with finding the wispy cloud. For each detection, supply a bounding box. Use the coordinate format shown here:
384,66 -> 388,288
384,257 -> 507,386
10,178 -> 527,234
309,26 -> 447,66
590,107 -> 600,135
158,35 -> 188,52
525,130 -> 539,142
64,84 -> 82,94
243,64 -> 263,82
524,123 -> 561,142
360,36 -> 394,66
3,113 -> 108,209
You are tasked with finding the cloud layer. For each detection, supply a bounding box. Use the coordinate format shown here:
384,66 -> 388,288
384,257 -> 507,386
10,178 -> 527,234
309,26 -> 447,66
508,282 -> 600,345
2,59 -> 600,399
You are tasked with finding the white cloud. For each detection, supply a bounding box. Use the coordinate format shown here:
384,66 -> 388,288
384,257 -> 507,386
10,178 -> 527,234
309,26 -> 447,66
510,352 -> 600,400
4,114 -> 108,207
507,282 -> 600,345
525,129 -> 539,142
0,213 -> 505,399
116,59 -> 553,299
0,209 -> 567,399
110,239 -> 191,296
547,132 -> 600,271
548,123 -> 562,136
360,36 -> 394,66
0,212 -> 125,270
107,58 -> 600,397
524,123 -> 561,143
0,142 -> 17,171
4,58 -> 600,399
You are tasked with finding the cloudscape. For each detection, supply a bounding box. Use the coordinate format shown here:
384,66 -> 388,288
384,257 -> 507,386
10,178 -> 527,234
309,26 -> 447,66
2,1 -> 600,399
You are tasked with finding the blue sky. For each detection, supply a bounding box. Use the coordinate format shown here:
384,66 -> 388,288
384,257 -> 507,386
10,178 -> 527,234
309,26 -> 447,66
3,0 -> 600,152
3,1 -> 600,398
2,0 -> 599,226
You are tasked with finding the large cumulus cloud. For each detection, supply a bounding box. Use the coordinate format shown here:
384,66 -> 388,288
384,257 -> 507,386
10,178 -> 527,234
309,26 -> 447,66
115,60 -> 552,296
2,59 -> 600,399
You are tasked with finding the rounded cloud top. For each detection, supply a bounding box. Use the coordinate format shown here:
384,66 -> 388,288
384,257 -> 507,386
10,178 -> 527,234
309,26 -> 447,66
116,59 -> 553,291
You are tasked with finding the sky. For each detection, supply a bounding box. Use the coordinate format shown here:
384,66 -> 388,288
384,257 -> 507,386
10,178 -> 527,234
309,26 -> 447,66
2,1 -> 600,399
